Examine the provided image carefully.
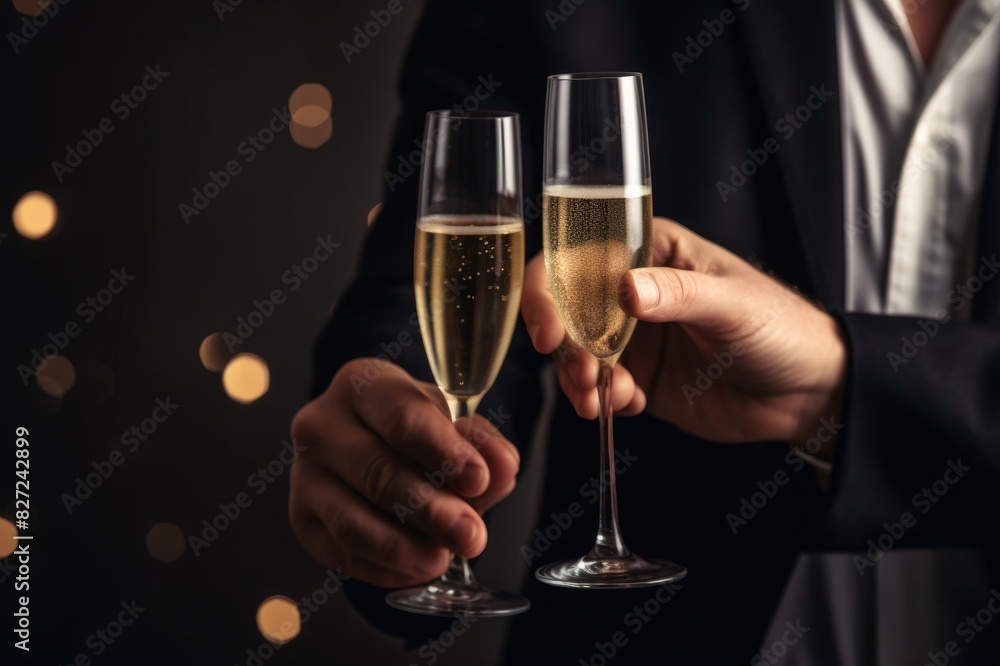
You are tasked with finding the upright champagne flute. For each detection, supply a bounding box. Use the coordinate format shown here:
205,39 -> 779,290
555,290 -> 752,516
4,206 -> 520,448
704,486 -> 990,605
535,72 -> 687,588
385,110 -> 530,616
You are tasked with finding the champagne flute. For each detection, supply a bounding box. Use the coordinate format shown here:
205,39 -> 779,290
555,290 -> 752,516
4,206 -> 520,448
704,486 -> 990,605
535,72 -> 687,588
385,110 -> 530,616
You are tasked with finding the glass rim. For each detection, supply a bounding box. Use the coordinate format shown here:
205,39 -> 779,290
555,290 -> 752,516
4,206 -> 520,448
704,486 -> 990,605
426,109 -> 520,120
547,72 -> 643,81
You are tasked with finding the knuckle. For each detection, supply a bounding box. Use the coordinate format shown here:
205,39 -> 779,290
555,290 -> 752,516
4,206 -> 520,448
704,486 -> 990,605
369,533 -> 404,569
659,270 -> 695,310
290,402 -> 320,444
383,404 -> 423,449
361,452 -> 399,507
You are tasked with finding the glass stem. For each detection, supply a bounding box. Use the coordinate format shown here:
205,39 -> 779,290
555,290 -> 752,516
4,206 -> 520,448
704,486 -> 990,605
442,392 -> 483,587
441,553 -> 476,587
594,359 -> 629,558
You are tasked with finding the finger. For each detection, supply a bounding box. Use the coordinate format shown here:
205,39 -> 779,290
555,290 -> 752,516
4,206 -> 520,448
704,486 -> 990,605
454,416 -> 520,513
294,401 -> 487,557
343,363 -> 490,497
521,252 -> 566,354
619,267 -> 738,329
648,216 -> 734,273
555,347 -> 644,415
289,462 -> 450,586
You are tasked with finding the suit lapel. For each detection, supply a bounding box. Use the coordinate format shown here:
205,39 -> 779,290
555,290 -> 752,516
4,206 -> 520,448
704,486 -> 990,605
740,1 -> 846,308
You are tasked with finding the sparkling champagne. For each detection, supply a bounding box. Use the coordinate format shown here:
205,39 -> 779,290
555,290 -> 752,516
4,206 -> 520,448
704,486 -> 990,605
543,185 -> 652,358
415,215 -> 525,397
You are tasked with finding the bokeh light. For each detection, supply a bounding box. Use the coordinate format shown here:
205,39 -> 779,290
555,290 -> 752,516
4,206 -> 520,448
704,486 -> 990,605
36,355 -> 76,398
12,191 -> 58,239
289,83 -> 332,149
12,0 -> 51,16
256,596 -> 301,644
145,523 -> 186,563
290,115 -> 333,149
199,332 -> 232,373
0,518 -> 17,559
222,353 -> 269,403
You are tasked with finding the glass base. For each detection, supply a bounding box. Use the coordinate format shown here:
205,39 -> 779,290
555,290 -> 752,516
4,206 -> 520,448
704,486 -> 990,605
385,579 -> 530,617
535,550 -> 687,589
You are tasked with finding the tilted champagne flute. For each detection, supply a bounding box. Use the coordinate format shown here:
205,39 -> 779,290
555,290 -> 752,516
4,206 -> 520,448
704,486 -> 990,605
385,110 -> 530,616
535,72 -> 687,588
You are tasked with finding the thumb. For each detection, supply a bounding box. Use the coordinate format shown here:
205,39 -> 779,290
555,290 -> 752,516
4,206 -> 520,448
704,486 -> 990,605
619,267 -> 736,328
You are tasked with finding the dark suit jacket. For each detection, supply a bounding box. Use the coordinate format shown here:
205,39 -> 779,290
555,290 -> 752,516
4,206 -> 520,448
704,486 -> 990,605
312,1 -> 1000,662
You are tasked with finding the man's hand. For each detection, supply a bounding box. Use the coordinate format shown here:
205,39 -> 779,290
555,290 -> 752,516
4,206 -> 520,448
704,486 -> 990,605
522,217 -> 846,449
289,360 -> 520,588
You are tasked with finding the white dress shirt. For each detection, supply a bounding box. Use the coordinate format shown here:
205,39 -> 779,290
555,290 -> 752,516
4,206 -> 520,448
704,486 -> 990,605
842,0 -> 1000,317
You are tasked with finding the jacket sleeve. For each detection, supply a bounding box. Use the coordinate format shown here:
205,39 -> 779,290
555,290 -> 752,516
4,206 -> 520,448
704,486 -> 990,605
826,309 -> 1000,551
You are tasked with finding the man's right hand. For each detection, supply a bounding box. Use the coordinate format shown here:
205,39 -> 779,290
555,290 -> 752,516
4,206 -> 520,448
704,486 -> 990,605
288,359 -> 521,588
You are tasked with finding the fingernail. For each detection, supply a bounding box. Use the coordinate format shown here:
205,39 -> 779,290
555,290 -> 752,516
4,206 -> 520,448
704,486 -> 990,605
628,271 -> 657,308
506,443 -> 520,468
449,515 -> 478,553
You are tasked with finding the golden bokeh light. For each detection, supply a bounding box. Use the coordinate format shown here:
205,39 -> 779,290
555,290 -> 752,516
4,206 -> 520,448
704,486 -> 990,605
145,523 -> 186,563
289,83 -> 332,116
289,83 -> 332,149
256,596 -> 301,644
12,191 -> 58,239
12,0 -> 51,16
290,115 -> 333,149
36,355 -> 76,398
0,518 -> 17,559
199,332 -> 232,373
293,105 -> 330,129
222,353 -> 270,404
367,203 -> 383,227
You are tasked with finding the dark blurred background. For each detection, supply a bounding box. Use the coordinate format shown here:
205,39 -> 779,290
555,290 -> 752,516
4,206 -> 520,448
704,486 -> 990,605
5,1 -> 542,663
